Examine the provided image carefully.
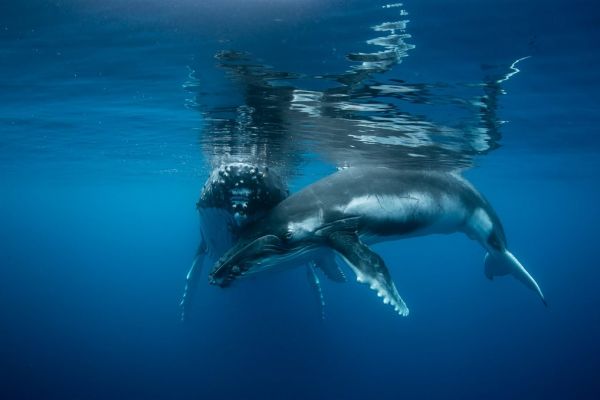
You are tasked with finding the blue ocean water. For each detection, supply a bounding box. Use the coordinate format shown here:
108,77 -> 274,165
1,0 -> 599,399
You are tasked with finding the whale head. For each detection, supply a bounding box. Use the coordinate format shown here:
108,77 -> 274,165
208,234 -> 288,286
208,231 -> 321,287
197,163 -> 288,227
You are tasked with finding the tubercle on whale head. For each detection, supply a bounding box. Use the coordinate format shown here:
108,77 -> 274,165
197,162 -> 288,221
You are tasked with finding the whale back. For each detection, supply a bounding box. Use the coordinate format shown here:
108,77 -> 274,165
248,167 -> 507,245
217,167 -> 510,273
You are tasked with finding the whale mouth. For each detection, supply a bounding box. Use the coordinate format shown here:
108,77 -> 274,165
209,234 -> 287,286
209,262 -> 251,287
209,239 -> 323,288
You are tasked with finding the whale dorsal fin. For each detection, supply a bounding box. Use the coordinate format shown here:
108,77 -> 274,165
313,253 -> 346,283
327,231 -> 409,316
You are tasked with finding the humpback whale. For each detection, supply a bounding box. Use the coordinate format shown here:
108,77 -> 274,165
180,162 -> 345,321
209,167 -> 546,316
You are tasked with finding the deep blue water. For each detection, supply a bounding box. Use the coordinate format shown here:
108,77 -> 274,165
1,1 -> 600,399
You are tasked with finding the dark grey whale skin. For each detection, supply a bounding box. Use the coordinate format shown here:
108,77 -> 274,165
208,166 -> 545,316
215,166 -> 505,271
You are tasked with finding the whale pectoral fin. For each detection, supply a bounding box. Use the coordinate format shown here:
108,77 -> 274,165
180,243 -> 208,321
328,232 -> 409,316
314,252 -> 346,283
485,250 -> 547,307
306,262 -> 326,320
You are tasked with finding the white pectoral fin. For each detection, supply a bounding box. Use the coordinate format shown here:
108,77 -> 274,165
328,231 -> 409,316
485,250 -> 547,306
180,245 -> 207,321
306,263 -> 326,320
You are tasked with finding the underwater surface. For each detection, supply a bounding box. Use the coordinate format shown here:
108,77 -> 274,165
1,0 -> 599,398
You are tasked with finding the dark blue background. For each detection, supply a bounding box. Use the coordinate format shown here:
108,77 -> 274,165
1,1 -> 599,399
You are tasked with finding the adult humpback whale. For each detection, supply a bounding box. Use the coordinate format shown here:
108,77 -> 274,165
180,162 -> 345,321
209,167 -> 546,316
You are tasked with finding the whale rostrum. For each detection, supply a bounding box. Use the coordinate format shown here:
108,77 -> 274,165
209,167 -> 546,316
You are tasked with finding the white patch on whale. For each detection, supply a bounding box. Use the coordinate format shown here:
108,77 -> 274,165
336,192 -> 430,221
467,207 -> 493,241
287,209 -> 324,240
336,252 -> 409,316
335,192 -> 468,234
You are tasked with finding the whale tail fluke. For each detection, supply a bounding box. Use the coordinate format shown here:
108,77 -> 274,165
484,250 -> 546,306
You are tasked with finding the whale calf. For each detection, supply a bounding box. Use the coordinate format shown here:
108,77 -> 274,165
209,167 -> 546,316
